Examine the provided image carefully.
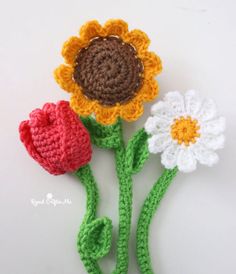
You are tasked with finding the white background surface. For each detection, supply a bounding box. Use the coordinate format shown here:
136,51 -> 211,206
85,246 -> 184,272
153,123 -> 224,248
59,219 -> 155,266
0,0 -> 235,273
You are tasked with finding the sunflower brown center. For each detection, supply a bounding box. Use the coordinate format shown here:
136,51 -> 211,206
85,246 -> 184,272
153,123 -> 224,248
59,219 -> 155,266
73,36 -> 143,106
171,116 -> 201,146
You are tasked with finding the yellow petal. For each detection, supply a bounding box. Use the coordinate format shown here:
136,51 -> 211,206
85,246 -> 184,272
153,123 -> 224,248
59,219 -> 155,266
141,51 -> 162,78
70,92 -> 95,116
103,19 -> 128,38
124,30 -> 150,53
54,65 -> 80,93
79,20 -> 104,41
62,36 -> 87,65
94,104 -> 119,125
120,100 -> 144,122
136,77 -> 159,102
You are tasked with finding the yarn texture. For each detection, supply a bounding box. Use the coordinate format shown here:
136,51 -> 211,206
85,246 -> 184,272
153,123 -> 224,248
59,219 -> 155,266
75,165 -> 112,274
136,167 -> 178,274
54,19 -> 162,125
135,90 -> 225,274
18,18 -> 226,274
145,90 -> 225,172
82,117 -> 149,274
19,101 -> 92,174
73,36 -> 143,106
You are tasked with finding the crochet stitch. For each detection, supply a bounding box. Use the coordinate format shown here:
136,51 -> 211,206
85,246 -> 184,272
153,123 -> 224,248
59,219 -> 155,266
145,90 -> 225,172
136,90 -> 225,273
19,101 -> 92,174
53,20 -> 162,272
73,36 -> 143,106
137,168 -> 178,274
81,117 -> 149,274
54,19 -> 162,125
75,165 -> 112,274
18,18 -> 226,274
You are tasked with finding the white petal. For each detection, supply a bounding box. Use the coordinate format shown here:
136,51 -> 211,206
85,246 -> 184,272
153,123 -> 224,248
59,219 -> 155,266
197,99 -> 218,121
151,101 -> 174,120
177,148 -> 197,173
192,144 -> 219,166
144,116 -> 170,135
148,134 -> 172,154
200,117 -> 225,135
184,90 -> 202,116
163,91 -> 185,115
199,134 -> 225,150
161,143 -> 180,169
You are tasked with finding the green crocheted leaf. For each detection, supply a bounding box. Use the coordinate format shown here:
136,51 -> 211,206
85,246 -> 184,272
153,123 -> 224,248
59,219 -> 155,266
81,116 -> 122,149
77,217 -> 112,260
125,128 -> 149,174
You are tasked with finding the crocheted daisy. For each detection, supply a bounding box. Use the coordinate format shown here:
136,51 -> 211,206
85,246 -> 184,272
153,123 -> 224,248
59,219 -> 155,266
54,19 -> 162,125
145,90 -> 225,172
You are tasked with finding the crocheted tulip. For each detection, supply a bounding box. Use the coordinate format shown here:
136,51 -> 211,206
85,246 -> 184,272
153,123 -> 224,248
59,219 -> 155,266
19,101 -> 92,175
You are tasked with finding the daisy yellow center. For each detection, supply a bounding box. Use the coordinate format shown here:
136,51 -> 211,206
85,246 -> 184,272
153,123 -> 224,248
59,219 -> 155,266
171,116 -> 200,146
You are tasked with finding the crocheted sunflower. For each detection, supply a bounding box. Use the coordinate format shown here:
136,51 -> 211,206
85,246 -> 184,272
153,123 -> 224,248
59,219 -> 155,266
54,19 -> 162,125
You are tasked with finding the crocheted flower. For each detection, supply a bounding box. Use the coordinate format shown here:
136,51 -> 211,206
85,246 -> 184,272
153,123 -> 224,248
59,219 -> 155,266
19,101 -> 92,175
145,90 -> 225,172
54,19 -> 162,125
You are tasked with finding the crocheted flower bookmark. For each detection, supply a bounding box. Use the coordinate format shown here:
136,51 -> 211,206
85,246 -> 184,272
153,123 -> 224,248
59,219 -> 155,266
137,90 -> 225,273
53,19 -> 161,274
19,101 -> 113,273
19,19 -> 225,274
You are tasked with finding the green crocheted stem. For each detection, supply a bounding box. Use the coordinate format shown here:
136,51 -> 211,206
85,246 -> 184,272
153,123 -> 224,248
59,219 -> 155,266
80,117 -> 149,274
112,125 -> 149,274
113,139 -> 132,274
74,165 -> 102,274
75,165 -> 98,223
136,167 -> 178,274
